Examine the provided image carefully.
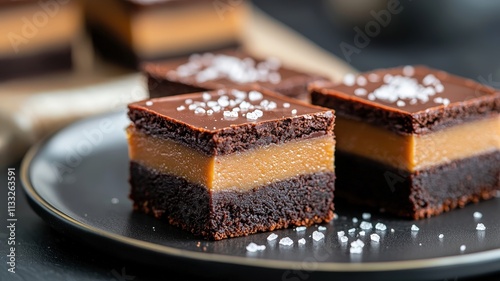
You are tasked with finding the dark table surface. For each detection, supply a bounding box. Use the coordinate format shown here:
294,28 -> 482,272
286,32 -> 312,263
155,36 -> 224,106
2,1 -> 500,280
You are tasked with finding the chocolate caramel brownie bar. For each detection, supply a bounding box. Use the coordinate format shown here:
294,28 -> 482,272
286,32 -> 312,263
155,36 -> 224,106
144,48 -> 327,102
127,88 -> 336,240
0,0 -> 82,80
84,0 -> 250,68
310,65 -> 500,219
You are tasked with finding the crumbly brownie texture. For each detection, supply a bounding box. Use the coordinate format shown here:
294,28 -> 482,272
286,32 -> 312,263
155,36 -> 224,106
335,150 -> 500,219
144,48 -> 327,100
128,89 -> 335,156
310,66 -> 500,135
130,162 -> 336,240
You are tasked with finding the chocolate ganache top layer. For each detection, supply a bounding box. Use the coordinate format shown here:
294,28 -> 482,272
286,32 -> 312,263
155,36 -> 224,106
310,65 -> 500,134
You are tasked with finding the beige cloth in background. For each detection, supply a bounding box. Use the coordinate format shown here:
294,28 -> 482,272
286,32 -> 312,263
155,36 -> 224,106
0,7 -> 357,168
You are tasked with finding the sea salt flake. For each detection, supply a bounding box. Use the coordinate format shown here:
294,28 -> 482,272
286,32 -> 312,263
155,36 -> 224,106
248,90 -> 263,101
343,73 -> 356,86
340,236 -> 349,243
352,217 -> 358,223
360,221 -> 373,230
318,226 -> 327,231
438,234 -> 444,239
359,231 -> 366,236
279,237 -> 294,246
370,233 -> 380,242
375,223 -> 387,231
295,226 -> 307,232
396,100 -> 406,107
351,239 -> 365,248
312,231 -> 325,241
145,101 -> 153,106
473,212 -> 483,219
111,198 -> 119,204
460,245 -> 466,252
350,247 -> 363,254
202,92 -> 212,101
291,109 -> 297,115
337,231 -> 345,237
348,228 -> 356,234
298,238 -> 306,245
176,105 -> 186,111
357,76 -> 367,86
476,223 -> 486,231
362,213 -> 371,220
185,99 -> 193,105
403,65 -> 415,76
283,102 -> 290,108
267,233 -> 278,241
194,107 -> 206,115
411,224 -> 420,232
246,242 -> 266,252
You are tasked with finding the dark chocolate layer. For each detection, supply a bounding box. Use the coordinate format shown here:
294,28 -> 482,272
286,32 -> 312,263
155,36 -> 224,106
143,48 -> 326,100
0,45 -> 72,81
128,89 -> 335,156
310,66 -> 500,135
129,162 -> 335,240
334,150 -> 500,219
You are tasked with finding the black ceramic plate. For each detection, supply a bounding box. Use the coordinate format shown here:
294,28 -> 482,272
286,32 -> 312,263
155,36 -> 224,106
21,109 -> 500,281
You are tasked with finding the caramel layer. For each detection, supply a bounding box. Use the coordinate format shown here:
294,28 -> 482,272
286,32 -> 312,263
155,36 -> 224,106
336,116 -> 500,171
127,127 -> 335,192
0,1 -> 81,55
85,0 -> 248,58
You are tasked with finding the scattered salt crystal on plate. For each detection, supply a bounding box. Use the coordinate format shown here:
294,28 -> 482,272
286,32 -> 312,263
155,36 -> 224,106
267,233 -> 278,241
411,224 -> 420,232
351,239 -> 365,248
279,237 -> 294,246
375,223 -> 387,231
318,226 -> 327,231
370,233 -> 380,243
359,231 -> 366,236
360,221 -> 373,230
352,217 -> 359,223
348,228 -> 356,234
460,245 -> 466,252
473,212 -> 483,219
111,198 -> 119,204
295,226 -> 307,232
350,247 -> 363,254
337,231 -> 345,237
362,213 -> 371,220
438,234 -> 444,239
312,231 -> 325,241
246,242 -> 266,252
391,228 -> 395,233
340,236 -> 349,243
476,223 -> 486,231
298,238 -> 306,245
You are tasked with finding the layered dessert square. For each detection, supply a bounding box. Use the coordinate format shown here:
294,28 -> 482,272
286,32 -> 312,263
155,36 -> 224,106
310,65 -> 500,219
143,48 -> 327,102
84,0 -> 250,68
0,0 -> 82,81
127,88 -> 336,240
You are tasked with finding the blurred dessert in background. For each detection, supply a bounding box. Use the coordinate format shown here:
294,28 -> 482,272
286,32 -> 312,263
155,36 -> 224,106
143,47 -> 328,102
84,0 -> 251,69
0,0 -> 83,81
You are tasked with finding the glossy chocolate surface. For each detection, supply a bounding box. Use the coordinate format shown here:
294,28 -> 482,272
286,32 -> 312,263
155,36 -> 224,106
143,48 -> 326,98
129,88 -> 331,131
310,65 -> 500,134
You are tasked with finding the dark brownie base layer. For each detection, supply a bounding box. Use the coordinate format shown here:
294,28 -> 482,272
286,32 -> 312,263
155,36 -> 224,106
334,150 -> 500,220
129,162 -> 335,240
0,44 -> 72,81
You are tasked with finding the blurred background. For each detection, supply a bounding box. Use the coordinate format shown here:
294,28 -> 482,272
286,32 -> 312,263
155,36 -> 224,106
1,0 -> 500,166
